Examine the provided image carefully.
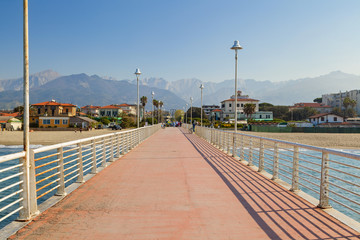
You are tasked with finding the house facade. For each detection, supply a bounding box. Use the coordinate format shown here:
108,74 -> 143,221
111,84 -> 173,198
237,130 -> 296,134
81,105 -> 101,116
308,113 -> 344,125
322,90 -> 360,114
203,105 -> 220,116
99,105 -> 123,117
221,91 -> 259,121
30,100 -> 77,127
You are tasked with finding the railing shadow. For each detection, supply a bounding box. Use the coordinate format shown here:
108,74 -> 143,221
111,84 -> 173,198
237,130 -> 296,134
180,128 -> 359,240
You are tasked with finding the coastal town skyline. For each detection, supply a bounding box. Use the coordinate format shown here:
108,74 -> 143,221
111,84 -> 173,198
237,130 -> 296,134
1,0 -> 360,83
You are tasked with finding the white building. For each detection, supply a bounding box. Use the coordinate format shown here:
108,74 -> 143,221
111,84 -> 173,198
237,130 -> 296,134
308,113 -> 344,126
322,90 -> 360,114
203,105 -> 220,116
221,91 -> 259,120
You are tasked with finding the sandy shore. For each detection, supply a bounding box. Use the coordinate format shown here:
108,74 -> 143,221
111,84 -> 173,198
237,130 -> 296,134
241,131 -> 360,149
0,129 -> 124,146
0,129 -> 360,149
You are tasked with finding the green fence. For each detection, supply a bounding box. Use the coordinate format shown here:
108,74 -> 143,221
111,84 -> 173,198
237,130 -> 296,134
250,125 -> 360,133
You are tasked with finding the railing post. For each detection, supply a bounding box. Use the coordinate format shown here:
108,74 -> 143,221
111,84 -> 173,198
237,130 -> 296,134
102,138 -> 107,167
247,138 -> 253,166
18,153 -> 31,220
227,132 -> 231,155
29,149 -> 38,216
240,135 -> 245,161
116,134 -> 120,158
92,139 -> 97,174
318,151 -> 331,208
258,139 -> 264,172
56,147 -> 66,196
232,133 -> 237,157
290,146 -> 300,192
271,142 -> 279,180
109,135 -> 114,162
77,143 -> 84,183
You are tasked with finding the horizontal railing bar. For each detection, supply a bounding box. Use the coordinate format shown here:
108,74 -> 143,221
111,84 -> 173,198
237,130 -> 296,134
36,178 -> 60,192
35,165 -> 60,177
82,152 -> 93,159
0,151 -> 25,164
329,175 -> 360,188
328,159 -> 360,170
63,152 -> 78,160
64,168 -> 79,178
0,206 -> 23,223
64,173 -> 80,184
278,172 -> 292,181
63,158 -> 79,167
83,165 -> 93,173
82,161 -> 93,169
35,152 -> 60,162
0,163 -> 23,174
64,162 -> 80,173
298,170 -> 321,181
0,197 -> 23,213
297,157 -> 322,167
298,182 -> 318,194
329,183 -> 360,197
63,147 -> 79,153
298,175 -> 319,187
328,167 -> 359,179
0,172 -> 22,184
35,158 -> 59,170
329,195 -> 360,214
37,184 -> 60,200
298,165 -> 321,175
36,172 -> 59,184
299,151 -> 322,160
0,180 -> 23,194
0,189 -> 23,204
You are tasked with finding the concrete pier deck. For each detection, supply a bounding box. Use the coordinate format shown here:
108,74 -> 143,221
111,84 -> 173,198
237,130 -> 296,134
9,128 -> 360,239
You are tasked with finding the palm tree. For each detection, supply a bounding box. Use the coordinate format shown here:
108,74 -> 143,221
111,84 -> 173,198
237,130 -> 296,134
158,101 -> 163,122
243,103 -> 256,120
140,96 -> 147,122
153,99 -> 158,120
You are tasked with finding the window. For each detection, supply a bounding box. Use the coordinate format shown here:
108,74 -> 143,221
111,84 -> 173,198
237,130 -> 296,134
38,107 -> 41,114
237,104 -> 239,107
321,117 -> 324,121
241,104 -> 244,107
100,111 -> 105,116
229,103 -> 232,107
55,120 -> 60,125
63,119 -> 68,124
43,119 -> 50,124
221,104 -> 225,108
106,111 -> 111,116
259,115 -> 262,118
334,117 -> 337,121
66,109 -> 69,113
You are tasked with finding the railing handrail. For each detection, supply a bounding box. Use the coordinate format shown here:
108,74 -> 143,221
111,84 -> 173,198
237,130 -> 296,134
0,151 -> 26,164
33,127 -> 145,154
203,125 -> 360,161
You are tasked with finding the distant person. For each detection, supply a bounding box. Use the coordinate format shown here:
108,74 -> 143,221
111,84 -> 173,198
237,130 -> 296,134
192,120 -> 196,133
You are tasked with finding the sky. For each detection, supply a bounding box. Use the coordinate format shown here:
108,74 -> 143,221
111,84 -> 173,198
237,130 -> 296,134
0,0 -> 359,82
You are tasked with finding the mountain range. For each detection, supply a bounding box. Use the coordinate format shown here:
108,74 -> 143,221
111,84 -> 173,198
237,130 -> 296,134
0,70 -> 359,110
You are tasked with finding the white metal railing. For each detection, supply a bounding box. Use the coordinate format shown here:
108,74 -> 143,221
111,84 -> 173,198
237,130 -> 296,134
0,124 -> 160,228
187,124 -> 360,222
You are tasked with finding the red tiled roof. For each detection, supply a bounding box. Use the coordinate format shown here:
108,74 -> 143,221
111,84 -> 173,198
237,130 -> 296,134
100,105 -> 121,109
292,103 -> 331,108
81,105 -> 101,109
32,101 -> 76,107
0,112 -> 20,117
308,113 -> 342,118
117,104 -> 130,107
221,98 -> 259,102
212,109 -> 222,112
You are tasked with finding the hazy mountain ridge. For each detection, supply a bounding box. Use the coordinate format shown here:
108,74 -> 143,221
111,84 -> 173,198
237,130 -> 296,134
0,70 -> 60,92
0,70 -> 359,110
0,73 -> 187,110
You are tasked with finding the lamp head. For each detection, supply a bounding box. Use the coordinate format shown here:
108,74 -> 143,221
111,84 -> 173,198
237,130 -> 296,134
231,40 -> 243,50
134,68 -> 141,75
151,91 -> 154,96
200,84 -> 204,89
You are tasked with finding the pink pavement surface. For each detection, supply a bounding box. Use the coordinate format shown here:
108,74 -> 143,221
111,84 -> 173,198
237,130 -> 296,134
9,128 -> 360,240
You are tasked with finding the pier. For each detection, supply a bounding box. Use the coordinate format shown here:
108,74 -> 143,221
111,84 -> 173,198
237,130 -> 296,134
2,126 -> 359,239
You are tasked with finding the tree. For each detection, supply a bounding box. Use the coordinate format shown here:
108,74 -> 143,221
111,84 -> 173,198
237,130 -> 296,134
158,101 -> 163,122
313,97 -> 322,103
342,97 -> 357,117
259,102 -> 273,110
285,107 -> 318,121
243,103 -> 256,119
174,110 -> 184,121
140,96 -> 147,122
13,105 -> 24,113
186,107 -> 204,119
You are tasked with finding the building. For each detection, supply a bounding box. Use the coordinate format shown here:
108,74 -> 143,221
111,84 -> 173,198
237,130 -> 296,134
81,105 -> 101,116
220,91 -> 273,121
210,109 -> 222,121
322,90 -> 360,114
202,105 -> 220,116
0,117 -> 22,130
289,102 -> 331,114
116,104 -> 137,115
99,105 -> 123,117
70,116 -> 98,128
30,100 -> 77,128
308,113 -> 344,126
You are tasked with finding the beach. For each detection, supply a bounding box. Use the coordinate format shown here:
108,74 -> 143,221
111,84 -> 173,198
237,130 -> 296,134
0,129 -> 122,146
242,131 -> 360,149
0,128 -> 359,149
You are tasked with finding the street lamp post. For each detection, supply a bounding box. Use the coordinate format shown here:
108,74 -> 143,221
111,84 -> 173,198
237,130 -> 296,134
231,40 -> 242,132
185,103 -> 188,124
190,97 -> 193,124
151,91 -> 155,125
134,68 -> 141,128
200,84 -> 204,127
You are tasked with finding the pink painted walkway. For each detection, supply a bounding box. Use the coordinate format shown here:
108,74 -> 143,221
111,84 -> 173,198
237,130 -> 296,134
10,128 -> 360,239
